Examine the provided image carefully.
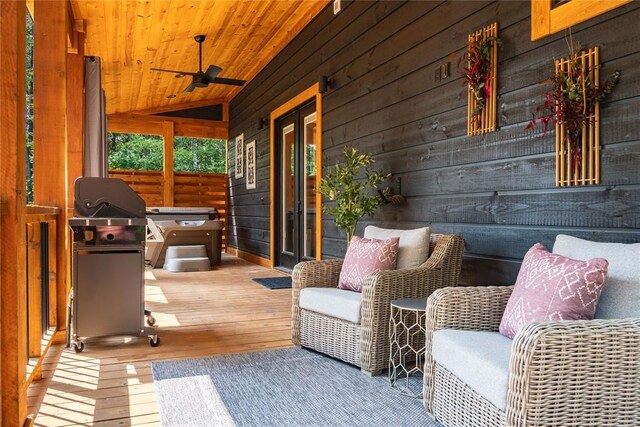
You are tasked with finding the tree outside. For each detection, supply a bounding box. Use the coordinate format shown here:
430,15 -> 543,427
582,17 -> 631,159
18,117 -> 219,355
108,132 -> 227,173
26,12 -> 34,203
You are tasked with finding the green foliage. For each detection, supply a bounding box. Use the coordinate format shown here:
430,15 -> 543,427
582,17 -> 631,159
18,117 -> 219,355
174,136 -> 226,173
318,147 -> 390,243
108,133 -> 164,170
108,133 -> 227,173
26,12 -> 34,203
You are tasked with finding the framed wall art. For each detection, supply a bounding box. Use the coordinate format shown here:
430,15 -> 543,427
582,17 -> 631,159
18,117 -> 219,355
235,133 -> 244,178
246,140 -> 256,190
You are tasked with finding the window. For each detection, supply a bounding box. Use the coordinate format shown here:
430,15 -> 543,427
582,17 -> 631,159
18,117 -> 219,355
531,0 -> 632,41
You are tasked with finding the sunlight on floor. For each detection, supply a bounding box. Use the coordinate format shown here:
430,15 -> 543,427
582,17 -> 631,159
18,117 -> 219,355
31,254 -> 293,426
153,312 -> 180,327
144,284 -> 168,304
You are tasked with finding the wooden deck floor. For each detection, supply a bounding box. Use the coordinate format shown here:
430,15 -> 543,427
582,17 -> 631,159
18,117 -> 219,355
28,254 -> 292,426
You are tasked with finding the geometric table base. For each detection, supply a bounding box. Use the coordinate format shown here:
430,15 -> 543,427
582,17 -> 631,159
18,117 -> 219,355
388,298 -> 427,398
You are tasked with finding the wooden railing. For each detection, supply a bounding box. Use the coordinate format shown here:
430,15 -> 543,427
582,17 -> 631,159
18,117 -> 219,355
24,205 -> 60,385
109,169 -> 229,248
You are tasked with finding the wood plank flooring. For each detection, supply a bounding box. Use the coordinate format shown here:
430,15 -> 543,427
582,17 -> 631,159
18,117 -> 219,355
28,254 -> 292,426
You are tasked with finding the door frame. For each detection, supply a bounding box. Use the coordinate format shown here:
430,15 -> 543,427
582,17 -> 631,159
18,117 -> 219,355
270,84 -> 323,267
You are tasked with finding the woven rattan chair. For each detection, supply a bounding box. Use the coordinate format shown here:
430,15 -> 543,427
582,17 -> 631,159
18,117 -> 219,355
291,233 -> 464,375
423,286 -> 640,427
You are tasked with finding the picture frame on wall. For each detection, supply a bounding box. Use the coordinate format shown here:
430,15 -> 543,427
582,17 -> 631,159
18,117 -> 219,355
235,134 -> 244,178
246,140 -> 256,190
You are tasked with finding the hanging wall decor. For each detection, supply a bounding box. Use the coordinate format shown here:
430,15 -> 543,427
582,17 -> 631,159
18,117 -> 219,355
246,140 -> 256,190
525,46 -> 620,186
234,133 -> 244,179
464,22 -> 499,135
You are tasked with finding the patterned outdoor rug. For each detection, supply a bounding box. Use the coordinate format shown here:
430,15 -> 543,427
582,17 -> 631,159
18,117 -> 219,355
251,276 -> 292,289
151,348 -> 441,426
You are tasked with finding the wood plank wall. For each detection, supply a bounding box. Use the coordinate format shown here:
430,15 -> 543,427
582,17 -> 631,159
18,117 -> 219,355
228,0 -> 640,285
108,169 -> 229,248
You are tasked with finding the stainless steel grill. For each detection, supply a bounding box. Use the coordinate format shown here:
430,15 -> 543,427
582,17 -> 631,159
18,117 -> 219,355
69,177 -> 158,352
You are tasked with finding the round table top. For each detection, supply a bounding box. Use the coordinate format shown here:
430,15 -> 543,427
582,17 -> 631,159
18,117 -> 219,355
390,297 -> 428,311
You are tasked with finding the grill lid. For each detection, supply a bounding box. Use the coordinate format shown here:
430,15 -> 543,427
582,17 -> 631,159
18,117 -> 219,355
74,177 -> 146,219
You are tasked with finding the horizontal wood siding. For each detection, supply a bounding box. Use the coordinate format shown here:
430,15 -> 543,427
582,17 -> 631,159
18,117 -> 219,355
109,170 -> 228,248
229,0 -> 640,284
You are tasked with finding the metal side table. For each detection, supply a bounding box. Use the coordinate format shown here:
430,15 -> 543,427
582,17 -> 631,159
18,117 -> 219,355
388,297 -> 427,398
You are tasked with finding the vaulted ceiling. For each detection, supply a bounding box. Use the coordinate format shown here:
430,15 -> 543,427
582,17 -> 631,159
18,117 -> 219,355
71,0 -> 328,115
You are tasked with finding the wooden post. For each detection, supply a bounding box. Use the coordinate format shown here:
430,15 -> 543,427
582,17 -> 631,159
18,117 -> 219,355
163,121 -> 175,207
0,2 -> 28,424
67,30 -> 85,211
33,0 -> 69,329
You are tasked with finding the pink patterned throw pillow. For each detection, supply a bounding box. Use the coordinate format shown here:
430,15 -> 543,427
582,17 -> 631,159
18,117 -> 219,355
499,243 -> 608,339
338,236 -> 400,292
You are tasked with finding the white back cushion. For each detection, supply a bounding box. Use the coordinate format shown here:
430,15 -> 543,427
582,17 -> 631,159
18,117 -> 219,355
363,226 -> 430,270
553,234 -> 640,319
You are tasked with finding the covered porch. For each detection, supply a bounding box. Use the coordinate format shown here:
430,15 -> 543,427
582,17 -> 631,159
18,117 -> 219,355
2,0 -> 639,425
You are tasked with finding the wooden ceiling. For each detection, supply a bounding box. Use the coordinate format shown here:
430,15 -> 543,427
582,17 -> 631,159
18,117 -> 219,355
71,1 -> 328,115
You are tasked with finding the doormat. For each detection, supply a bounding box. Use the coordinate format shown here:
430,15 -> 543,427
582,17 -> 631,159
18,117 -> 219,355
252,276 -> 292,289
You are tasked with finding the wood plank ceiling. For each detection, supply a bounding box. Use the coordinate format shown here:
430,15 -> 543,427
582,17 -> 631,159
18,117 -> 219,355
71,0 -> 328,115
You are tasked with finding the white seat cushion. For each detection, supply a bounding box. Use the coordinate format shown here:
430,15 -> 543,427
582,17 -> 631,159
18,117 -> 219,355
432,329 -> 512,411
299,287 -> 362,323
553,234 -> 640,319
364,226 -> 431,270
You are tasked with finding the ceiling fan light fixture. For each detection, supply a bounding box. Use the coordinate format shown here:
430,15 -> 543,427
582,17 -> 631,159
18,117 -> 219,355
151,34 -> 245,92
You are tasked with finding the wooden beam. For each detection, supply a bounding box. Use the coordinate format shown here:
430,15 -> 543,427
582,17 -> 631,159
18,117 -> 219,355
66,0 -> 77,53
174,117 -> 228,139
124,98 -> 228,116
222,102 -> 229,122
0,2 -> 28,424
107,114 -> 228,140
163,121 -> 175,207
67,31 -> 84,211
33,0 -> 69,331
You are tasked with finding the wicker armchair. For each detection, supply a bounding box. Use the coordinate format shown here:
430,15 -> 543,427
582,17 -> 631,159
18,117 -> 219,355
292,233 -> 464,375
423,286 -> 640,427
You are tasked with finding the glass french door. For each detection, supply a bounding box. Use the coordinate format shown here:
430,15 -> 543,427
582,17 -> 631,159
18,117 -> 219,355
275,101 -> 317,270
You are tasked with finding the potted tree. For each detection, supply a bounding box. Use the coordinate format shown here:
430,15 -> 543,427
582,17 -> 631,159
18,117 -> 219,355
318,147 -> 390,244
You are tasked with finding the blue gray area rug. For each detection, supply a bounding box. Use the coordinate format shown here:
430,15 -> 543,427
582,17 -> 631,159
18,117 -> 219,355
251,276 -> 292,289
151,348 -> 441,427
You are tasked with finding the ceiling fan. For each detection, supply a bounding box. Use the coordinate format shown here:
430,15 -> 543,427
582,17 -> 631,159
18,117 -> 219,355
151,34 -> 246,92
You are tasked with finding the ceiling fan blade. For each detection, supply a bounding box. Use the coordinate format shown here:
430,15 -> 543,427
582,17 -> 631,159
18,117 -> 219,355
211,77 -> 246,86
183,82 -> 197,93
151,67 -> 198,77
204,65 -> 222,81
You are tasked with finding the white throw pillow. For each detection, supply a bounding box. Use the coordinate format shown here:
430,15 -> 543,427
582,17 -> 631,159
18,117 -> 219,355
363,226 -> 430,270
553,234 -> 640,319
